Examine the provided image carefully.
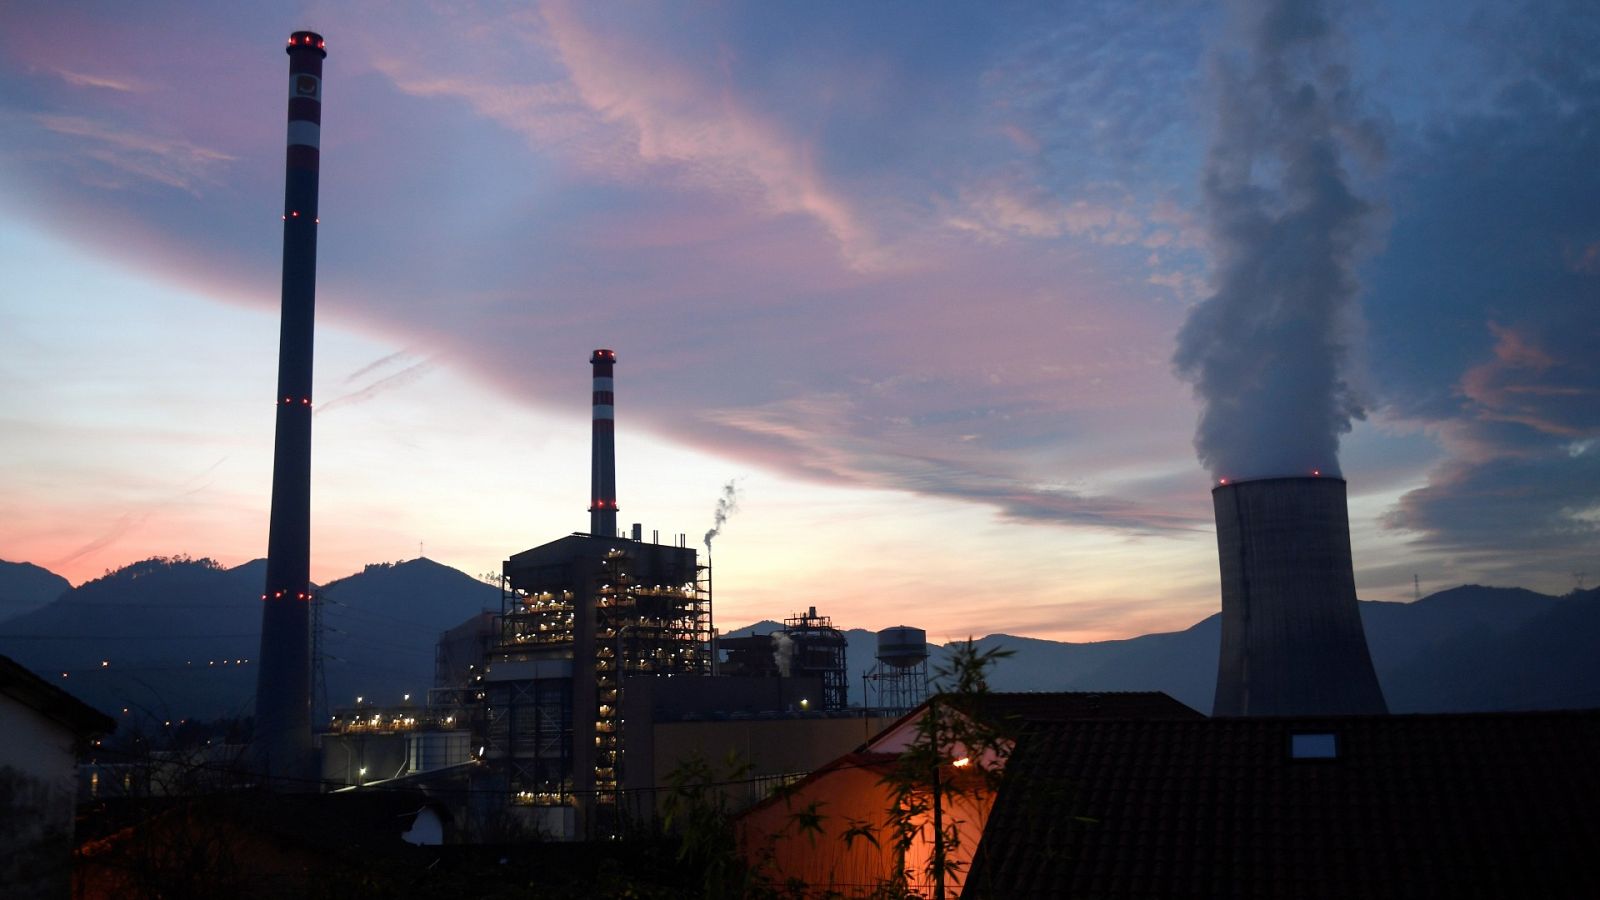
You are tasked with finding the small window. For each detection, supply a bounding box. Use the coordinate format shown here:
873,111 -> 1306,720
1291,733 -> 1338,759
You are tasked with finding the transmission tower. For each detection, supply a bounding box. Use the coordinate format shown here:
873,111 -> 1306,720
310,590 -> 328,726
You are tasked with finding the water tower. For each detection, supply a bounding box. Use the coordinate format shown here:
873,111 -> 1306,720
864,626 -> 928,715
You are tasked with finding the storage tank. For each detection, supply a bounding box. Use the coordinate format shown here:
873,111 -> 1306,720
876,627 -> 928,669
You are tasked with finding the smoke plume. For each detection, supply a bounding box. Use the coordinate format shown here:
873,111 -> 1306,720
771,631 -> 795,678
703,480 -> 741,549
1173,0 -> 1377,480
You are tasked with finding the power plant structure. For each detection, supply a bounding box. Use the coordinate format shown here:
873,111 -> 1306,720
479,350 -> 711,834
863,626 -> 929,716
717,608 -> 852,712
778,608 -> 849,711
254,29 -> 328,783
226,32 -> 1004,830
1211,476 -> 1387,716
311,348 -> 895,836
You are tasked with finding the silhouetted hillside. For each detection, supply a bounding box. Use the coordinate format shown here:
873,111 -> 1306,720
937,586 -> 1586,714
317,558 -> 501,709
0,556 -> 499,723
0,556 -> 264,722
5,554 -> 1592,722
0,559 -> 73,623
1382,587 -> 1600,711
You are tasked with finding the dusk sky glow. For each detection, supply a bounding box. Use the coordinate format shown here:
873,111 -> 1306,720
2,1 -> 1595,642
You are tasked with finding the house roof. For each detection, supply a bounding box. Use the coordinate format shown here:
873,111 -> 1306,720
970,690 -> 1203,724
962,710 -> 1600,899
738,692 -> 1200,821
0,653 -> 115,737
865,691 -> 1203,754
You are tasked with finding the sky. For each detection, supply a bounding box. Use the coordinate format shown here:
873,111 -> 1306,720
1,0 -> 1596,643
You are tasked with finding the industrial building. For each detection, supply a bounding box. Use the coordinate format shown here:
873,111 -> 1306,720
411,349 -> 885,837
718,607 -> 851,711
296,345 -> 909,840
485,529 -> 709,833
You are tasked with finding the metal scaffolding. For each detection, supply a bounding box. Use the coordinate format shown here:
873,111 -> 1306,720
593,546 -> 710,801
782,607 -> 849,711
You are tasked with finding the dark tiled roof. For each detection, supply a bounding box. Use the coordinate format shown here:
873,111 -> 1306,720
0,653 -> 115,736
977,691 -> 1204,724
865,691 -> 1203,752
963,711 -> 1600,899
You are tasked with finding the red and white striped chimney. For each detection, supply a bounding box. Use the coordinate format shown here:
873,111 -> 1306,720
590,349 -> 618,537
254,29 -> 326,783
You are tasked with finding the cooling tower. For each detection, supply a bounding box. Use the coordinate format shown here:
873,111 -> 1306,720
1211,476 -> 1387,716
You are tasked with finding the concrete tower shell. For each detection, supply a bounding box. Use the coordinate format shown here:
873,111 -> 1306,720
253,30 -> 326,782
1211,476 -> 1387,717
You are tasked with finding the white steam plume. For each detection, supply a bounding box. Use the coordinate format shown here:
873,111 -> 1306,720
1173,0 -> 1379,480
771,632 -> 795,678
703,480 -> 741,549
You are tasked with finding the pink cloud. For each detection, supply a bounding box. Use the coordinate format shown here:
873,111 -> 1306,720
35,114 -> 236,195
1459,323 -> 1597,439
54,69 -> 144,92
538,1 -> 884,269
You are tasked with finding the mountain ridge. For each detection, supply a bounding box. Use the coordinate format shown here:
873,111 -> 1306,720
2,557 -> 1594,721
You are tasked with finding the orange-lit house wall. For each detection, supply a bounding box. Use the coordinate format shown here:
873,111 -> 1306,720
736,751 -> 997,897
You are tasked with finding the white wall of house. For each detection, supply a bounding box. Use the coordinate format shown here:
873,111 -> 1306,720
0,691 -> 85,900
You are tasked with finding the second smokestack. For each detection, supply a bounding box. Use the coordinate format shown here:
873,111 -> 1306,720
590,349 -> 617,537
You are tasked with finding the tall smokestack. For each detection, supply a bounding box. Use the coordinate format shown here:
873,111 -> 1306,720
1212,476 -> 1386,716
590,349 -> 617,537
253,30 -> 326,782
